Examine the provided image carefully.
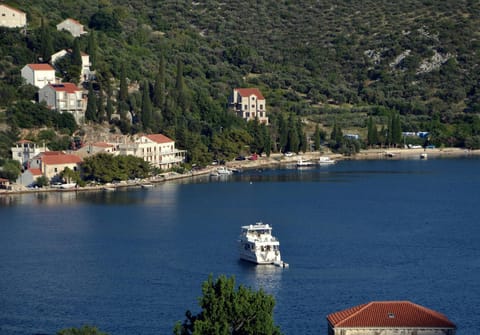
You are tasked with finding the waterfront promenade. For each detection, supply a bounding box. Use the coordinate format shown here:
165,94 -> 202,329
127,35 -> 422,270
1,147 -> 476,196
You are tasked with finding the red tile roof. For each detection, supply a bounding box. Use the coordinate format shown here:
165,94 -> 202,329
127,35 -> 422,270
145,134 -> 174,144
235,88 -> 265,100
16,139 -> 33,144
28,168 -> 42,176
42,154 -> 82,165
49,83 -> 80,94
27,63 -> 55,71
41,151 -> 65,156
327,301 -> 455,329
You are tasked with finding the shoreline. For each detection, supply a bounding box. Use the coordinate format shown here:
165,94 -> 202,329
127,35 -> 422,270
1,147 -> 478,196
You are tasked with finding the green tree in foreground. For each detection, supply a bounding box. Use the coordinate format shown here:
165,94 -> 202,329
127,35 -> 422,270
57,325 -> 108,335
174,275 -> 282,335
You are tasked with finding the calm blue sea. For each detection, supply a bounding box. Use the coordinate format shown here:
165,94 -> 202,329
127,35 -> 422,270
1,157 -> 479,335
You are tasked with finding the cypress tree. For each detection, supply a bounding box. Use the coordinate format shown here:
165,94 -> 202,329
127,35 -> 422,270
119,63 -> 128,103
141,81 -> 153,129
39,18 -> 53,63
86,31 -> 97,70
152,57 -> 166,108
278,114 -> 288,152
85,82 -> 97,122
71,39 -> 82,67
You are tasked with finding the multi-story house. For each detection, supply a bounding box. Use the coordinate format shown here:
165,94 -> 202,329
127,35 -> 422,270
39,83 -> 86,124
118,134 -> 186,170
230,88 -> 268,124
0,4 -> 26,28
21,64 -> 56,89
327,301 -> 456,335
56,18 -> 86,37
11,140 -> 48,168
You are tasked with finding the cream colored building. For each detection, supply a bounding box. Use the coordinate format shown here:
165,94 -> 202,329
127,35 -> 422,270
21,64 -> 56,89
56,18 -> 86,37
39,83 -> 86,124
230,88 -> 268,124
327,301 -> 456,335
118,134 -> 186,170
0,4 -> 26,28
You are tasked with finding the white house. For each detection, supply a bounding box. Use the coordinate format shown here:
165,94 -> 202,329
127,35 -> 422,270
118,134 -> 186,170
16,168 -> 42,187
327,301 -> 456,335
51,49 -> 91,81
11,140 -> 48,168
38,83 -> 85,124
0,4 -> 26,28
56,18 -> 86,37
230,88 -> 268,124
21,64 -> 56,89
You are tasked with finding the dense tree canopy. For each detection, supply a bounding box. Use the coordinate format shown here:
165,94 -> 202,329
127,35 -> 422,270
174,275 -> 282,335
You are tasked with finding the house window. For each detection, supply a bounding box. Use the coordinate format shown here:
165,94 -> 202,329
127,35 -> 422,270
259,104 -> 263,110
246,112 -> 250,117
251,104 -> 255,108
54,168 -> 58,172
244,104 -> 248,110
73,167 -> 77,171
251,96 -> 255,101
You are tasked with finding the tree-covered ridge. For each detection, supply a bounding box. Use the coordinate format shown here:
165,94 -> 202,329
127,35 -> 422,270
1,0 -> 480,161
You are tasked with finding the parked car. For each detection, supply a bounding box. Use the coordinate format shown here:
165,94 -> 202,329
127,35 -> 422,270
235,156 -> 246,161
284,152 -> 294,157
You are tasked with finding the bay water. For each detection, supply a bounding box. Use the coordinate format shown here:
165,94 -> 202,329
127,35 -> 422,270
1,157 -> 479,334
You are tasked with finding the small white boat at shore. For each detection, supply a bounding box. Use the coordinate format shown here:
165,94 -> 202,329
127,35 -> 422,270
238,222 -> 288,267
319,156 -> 336,165
296,158 -> 314,167
217,166 -> 233,175
420,153 -> 428,159
141,183 -> 154,188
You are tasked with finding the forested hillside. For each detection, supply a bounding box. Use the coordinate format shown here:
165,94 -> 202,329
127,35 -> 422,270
1,0 -> 480,164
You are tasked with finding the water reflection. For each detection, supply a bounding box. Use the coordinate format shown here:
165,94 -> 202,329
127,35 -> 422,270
239,261 -> 284,295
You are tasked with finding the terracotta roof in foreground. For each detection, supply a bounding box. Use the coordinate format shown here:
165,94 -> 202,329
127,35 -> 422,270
144,134 -> 174,144
235,88 -> 265,100
327,301 -> 455,329
42,154 -> 82,165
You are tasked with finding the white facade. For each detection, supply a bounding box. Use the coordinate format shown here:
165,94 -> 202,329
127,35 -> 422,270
329,328 -> 454,335
230,88 -> 268,124
56,18 -> 86,37
38,83 -> 85,124
0,4 -> 26,28
21,64 -> 56,89
11,140 -> 48,167
118,134 -> 186,170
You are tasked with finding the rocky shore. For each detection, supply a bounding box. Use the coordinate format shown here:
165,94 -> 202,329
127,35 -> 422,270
1,147 -> 477,196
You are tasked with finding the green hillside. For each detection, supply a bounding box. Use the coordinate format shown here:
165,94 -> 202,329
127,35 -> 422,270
1,0 -> 480,162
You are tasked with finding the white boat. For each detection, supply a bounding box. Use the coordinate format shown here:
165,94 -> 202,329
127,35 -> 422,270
296,158 -> 314,167
141,183 -> 154,188
420,153 -> 428,159
238,222 -> 287,267
319,156 -> 336,165
217,166 -> 233,175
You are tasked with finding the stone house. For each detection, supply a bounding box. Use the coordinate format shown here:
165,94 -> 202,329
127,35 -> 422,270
118,134 -> 186,170
327,301 -> 456,335
0,4 -> 26,28
16,168 -> 42,187
21,64 -> 56,89
38,83 -> 86,124
56,18 -> 86,37
230,88 -> 268,124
